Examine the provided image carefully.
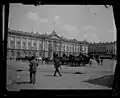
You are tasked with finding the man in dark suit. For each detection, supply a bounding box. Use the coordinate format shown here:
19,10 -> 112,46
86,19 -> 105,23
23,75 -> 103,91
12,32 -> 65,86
29,56 -> 39,84
53,52 -> 62,76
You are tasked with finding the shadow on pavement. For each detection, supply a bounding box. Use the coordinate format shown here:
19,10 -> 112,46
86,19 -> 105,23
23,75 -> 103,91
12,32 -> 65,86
16,81 -> 30,84
16,69 -> 24,72
74,72 -> 85,74
44,75 -> 60,77
83,75 -> 114,88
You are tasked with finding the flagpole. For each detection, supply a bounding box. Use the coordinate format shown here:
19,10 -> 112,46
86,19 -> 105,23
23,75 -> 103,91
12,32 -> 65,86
52,19 -> 56,36
53,19 -> 55,31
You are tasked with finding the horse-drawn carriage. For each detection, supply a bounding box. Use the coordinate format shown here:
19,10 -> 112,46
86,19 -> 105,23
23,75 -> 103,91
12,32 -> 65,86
57,53 -> 91,67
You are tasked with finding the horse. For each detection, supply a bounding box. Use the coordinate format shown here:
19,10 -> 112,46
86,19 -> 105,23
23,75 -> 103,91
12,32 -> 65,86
78,54 -> 91,66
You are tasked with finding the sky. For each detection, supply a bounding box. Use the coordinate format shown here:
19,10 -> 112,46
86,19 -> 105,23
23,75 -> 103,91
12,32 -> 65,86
8,4 -> 116,42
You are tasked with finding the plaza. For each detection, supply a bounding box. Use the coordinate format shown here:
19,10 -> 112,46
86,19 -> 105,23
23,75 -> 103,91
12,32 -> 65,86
7,59 -> 115,91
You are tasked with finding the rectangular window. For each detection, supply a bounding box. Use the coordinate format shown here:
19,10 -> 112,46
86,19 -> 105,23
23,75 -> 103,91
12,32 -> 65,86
22,38 -> 26,49
59,43 -> 61,51
74,44 -> 76,52
61,43 -> 63,52
69,44 -> 71,52
16,38 -> 21,49
64,44 -> 66,52
48,41 -> 51,50
82,45 -> 85,52
11,51 -> 15,57
68,44 -> 69,52
39,51 -> 41,56
33,40 -> 37,50
10,37 -> 15,49
56,42 -> 59,51
44,40 -> 47,50
72,44 -> 74,52
28,40 -> 32,50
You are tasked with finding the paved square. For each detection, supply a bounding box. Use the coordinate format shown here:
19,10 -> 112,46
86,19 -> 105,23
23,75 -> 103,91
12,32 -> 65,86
7,59 -> 115,91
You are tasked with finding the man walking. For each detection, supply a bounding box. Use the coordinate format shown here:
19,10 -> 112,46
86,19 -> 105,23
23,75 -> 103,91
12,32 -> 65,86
53,52 -> 62,76
96,55 -> 100,65
100,58 -> 103,65
29,56 -> 39,84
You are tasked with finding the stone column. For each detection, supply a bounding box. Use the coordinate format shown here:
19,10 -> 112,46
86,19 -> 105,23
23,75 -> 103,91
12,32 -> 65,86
85,45 -> 87,54
46,40 -> 48,51
73,44 -> 75,53
26,38 -> 28,50
84,45 -> 86,53
37,40 -> 39,51
10,37 -> 12,49
67,44 -> 68,54
78,45 -> 79,53
15,37 -> 17,49
42,40 -> 45,57
61,43 -> 63,52
21,37 -> 22,49
86,46 -> 88,54
69,44 -> 71,53
60,42 -> 62,56
42,40 -> 44,51
32,39 -> 34,50
68,44 -> 70,53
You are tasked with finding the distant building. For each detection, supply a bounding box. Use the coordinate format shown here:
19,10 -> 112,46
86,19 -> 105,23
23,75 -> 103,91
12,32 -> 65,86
88,41 -> 116,56
7,29 -> 88,58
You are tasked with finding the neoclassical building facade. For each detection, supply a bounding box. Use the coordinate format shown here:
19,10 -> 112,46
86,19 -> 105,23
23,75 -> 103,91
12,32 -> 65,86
7,29 -> 88,58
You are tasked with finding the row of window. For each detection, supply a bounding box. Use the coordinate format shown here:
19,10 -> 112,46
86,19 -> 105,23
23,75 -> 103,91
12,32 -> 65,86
7,36 -> 88,53
89,46 -> 116,54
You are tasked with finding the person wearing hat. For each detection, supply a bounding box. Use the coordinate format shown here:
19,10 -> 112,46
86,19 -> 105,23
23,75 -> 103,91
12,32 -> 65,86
53,52 -> 62,76
29,56 -> 39,84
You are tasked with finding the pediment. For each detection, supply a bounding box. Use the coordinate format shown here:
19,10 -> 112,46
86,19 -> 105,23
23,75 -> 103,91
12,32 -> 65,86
48,30 -> 60,39
49,35 -> 60,39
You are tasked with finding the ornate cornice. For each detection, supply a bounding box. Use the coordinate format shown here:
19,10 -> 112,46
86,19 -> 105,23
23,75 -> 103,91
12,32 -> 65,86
8,29 -> 89,44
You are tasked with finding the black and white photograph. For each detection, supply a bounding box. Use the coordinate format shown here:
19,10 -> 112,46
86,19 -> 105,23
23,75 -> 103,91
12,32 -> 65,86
6,4 -> 117,91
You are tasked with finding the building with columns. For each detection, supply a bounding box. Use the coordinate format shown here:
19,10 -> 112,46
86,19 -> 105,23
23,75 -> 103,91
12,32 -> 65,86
7,29 -> 88,58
